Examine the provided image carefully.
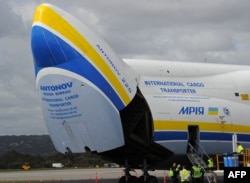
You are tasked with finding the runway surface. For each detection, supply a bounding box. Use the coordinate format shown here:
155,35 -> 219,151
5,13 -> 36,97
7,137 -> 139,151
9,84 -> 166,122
0,168 -> 223,182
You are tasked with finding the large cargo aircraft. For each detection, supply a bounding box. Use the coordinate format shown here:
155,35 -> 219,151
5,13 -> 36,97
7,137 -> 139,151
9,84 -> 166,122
31,3 -> 250,183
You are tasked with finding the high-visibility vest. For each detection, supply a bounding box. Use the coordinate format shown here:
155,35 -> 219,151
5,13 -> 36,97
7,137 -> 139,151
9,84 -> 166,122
180,169 -> 189,182
169,167 -> 174,177
208,159 -> 214,168
237,145 -> 244,154
192,166 -> 202,178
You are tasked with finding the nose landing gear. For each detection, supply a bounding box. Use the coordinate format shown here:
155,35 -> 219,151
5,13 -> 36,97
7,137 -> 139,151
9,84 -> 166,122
118,159 -> 158,183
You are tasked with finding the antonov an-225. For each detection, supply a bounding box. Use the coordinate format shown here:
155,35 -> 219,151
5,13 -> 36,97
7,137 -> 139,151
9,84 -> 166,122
31,3 -> 250,183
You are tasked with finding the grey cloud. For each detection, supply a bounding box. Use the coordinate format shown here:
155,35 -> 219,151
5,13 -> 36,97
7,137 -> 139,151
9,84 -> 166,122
1,0 -> 250,135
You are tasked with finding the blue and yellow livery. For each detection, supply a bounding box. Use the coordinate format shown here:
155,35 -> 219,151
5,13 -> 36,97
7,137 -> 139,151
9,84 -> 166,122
31,4 -> 136,153
31,4 -> 250,178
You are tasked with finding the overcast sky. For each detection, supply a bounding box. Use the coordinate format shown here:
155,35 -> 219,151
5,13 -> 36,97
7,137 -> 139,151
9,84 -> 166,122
1,0 -> 250,135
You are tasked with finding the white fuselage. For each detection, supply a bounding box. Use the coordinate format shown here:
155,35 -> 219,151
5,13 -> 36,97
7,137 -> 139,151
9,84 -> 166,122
125,59 -> 250,154
31,4 -> 250,157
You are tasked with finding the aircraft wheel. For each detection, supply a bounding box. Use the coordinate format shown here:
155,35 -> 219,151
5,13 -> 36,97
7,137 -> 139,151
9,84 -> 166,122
129,176 -> 139,183
145,176 -> 158,183
119,176 -> 126,183
138,175 -> 158,183
138,176 -> 145,183
119,176 -> 138,183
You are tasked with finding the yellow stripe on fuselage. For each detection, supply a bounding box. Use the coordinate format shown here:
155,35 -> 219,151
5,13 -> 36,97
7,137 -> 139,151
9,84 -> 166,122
154,120 -> 250,134
33,4 -> 130,106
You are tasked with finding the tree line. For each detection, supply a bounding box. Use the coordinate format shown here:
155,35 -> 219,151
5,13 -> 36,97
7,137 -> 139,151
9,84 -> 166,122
0,150 -> 109,169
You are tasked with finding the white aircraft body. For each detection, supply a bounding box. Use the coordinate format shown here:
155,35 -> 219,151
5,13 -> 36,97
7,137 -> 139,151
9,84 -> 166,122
31,3 -> 250,183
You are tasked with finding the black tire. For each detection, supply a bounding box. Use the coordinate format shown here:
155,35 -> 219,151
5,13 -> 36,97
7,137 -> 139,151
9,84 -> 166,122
137,176 -> 158,183
119,176 -> 126,183
145,176 -> 158,183
119,176 -> 138,183
138,176 -> 146,183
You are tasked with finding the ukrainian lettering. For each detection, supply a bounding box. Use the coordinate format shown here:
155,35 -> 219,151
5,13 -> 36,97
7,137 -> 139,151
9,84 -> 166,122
179,106 -> 204,115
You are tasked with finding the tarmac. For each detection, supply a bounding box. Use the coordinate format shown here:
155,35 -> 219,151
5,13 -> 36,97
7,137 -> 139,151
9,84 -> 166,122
0,168 -> 224,183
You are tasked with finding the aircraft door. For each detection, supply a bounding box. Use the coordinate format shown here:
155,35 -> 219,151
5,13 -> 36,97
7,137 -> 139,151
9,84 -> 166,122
187,125 -> 200,153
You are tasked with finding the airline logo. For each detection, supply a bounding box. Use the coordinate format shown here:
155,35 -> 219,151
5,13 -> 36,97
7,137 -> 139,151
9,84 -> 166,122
179,106 -> 204,115
208,107 -> 218,115
178,106 -> 220,116
223,107 -> 230,116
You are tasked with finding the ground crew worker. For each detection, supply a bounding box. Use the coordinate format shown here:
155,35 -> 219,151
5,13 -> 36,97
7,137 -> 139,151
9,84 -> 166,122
237,142 -> 244,154
180,165 -> 190,183
198,164 -> 204,183
207,158 -> 217,183
176,164 -> 181,182
169,162 -> 179,183
207,157 -> 215,171
237,142 -> 244,167
191,164 -> 202,183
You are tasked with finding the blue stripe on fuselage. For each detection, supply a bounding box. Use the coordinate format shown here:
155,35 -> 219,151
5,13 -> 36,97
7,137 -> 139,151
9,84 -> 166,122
154,131 -> 250,142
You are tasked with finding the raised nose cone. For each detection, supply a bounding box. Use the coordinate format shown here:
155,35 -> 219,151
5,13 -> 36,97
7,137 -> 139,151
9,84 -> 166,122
31,4 -> 137,110
31,4 -> 81,70
30,4 -> 137,154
